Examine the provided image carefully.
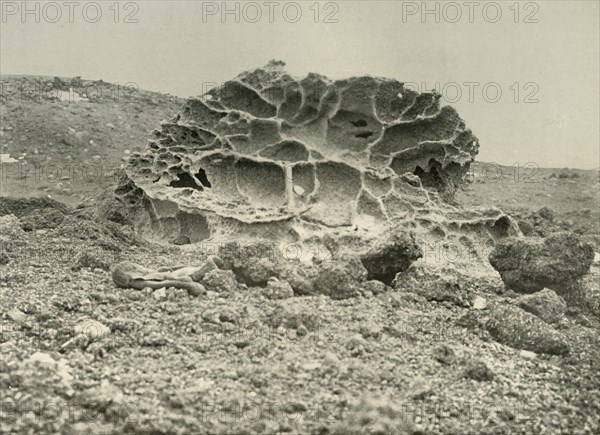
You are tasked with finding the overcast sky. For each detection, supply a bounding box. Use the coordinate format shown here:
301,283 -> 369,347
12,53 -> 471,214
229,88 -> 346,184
1,1 -> 598,169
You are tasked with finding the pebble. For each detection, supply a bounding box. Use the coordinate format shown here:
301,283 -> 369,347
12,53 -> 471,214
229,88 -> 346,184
408,376 -> 434,400
520,350 -> 537,360
153,287 -> 167,300
8,307 -> 28,324
472,296 -> 487,310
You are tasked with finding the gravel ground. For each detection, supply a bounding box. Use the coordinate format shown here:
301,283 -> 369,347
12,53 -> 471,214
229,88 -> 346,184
1,202 -> 599,435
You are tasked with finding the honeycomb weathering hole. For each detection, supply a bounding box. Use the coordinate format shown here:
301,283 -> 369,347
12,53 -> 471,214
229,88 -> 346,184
259,140 -> 310,162
169,172 -> 203,191
195,168 -> 212,188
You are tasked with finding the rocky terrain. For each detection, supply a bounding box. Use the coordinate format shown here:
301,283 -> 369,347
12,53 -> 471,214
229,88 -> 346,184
1,69 -> 599,435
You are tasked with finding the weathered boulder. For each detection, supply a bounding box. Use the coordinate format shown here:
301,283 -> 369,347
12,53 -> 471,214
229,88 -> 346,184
72,247 -> 114,271
486,305 -> 570,355
394,264 -> 475,307
218,242 -> 283,286
261,277 -> 294,300
201,269 -> 237,294
489,232 -> 594,295
312,256 -> 368,299
463,358 -> 495,381
115,61 -> 483,250
516,288 -> 567,324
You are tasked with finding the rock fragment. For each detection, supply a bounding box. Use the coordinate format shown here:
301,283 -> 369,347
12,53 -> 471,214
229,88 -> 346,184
486,305 -> 570,355
463,358 -> 495,381
312,257 -> 367,299
261,277 -> 294,300
218,242 -> 283,286
201,269 -> 237,294
489,232 -> 594,298
360,231 -> 422,284
516,289 -> 566,324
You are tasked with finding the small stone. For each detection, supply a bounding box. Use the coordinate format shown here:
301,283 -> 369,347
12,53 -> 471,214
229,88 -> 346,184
323,352 -> 340,367
472,296 -> 487,310
396,268 -> 470,308
153,287 -> 167,300
345,334 -> 367,356
218,242 -> 282,286
358,322 -> 382,339
361,280 -> 388,296
262,277 -> 294,300
432,344 -> 455,365
218,307 -> 239,323
293,185 -> 305,196
0,251 -> 10,266
519,350 -> 537,360
537,206 -> 555,221
312,257 -> 367,299
296,324 -> 308,337
407,376 -> 433,400
7,308 -> 28,324
202,269 -> 238,294
77,380 -> 124,411
72,248 -> 113,272
463,358 -> 494,381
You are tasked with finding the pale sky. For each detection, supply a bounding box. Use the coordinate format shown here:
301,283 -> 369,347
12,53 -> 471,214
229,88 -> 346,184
1,1 -> 599,168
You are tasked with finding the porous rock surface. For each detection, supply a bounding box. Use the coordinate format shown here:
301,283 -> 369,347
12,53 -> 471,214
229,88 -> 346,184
489,232 -> 595,295
115,61 -> 513,260
486,305 -> 571,355
516,288 -> 567,324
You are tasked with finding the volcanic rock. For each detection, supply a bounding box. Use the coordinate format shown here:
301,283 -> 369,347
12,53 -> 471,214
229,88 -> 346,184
262,277 -> 294,300
201,269 -> 237,294
360,230 -> 422,284
218,242 -> 283,286
489,232 -> 594,295
312,256 -> 368,299
485,305 -> 570,355
115,61 -> 487,252
516,289 -> 567,324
